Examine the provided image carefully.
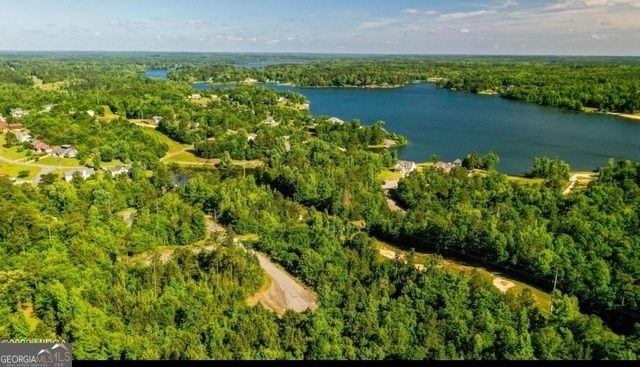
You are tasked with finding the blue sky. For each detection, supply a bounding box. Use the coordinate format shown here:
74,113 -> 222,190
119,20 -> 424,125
0,0 -> 639,55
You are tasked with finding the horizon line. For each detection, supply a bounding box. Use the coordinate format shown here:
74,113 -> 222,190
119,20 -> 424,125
0,50 -> 639,58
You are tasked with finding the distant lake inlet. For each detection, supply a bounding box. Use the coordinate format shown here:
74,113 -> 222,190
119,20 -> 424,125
147,70 -> 640,175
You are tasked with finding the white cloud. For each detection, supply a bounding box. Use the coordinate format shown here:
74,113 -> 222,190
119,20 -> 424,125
267,39 -> 280,44
547,0 -> 640,10
156,35 -> 162,40
425,10 -> 438,15
94,32 -> 101,37
109,20 -> 120,26
227,36 -> 242,42
402,8 -> 419,14
357,18 -> 399,29
385,40 -> 399,44
591,33 -> 608,39
287,36 -> 295,41
502,0 -> 518,8
188,19 -> 203,25
251,37 -> 257,42
460,28 -> 470,33
494,44 -> 499,48
440,10 -> 497,20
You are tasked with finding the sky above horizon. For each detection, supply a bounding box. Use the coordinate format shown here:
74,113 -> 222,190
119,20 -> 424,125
1,0 -> 639,55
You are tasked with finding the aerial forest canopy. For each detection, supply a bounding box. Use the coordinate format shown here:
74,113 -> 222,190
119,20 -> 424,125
1,53 -> 640,360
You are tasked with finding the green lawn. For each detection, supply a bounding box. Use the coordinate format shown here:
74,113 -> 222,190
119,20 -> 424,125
163,150 -> 209,164
0,134 -> 31,160
142,128 -> 192,155
0,161 -> 40,180
37,156 -> 84,167
378,169 -> 403,180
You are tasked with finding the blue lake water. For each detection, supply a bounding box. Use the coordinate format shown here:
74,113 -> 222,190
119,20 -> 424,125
145,70 -> 168,80
149,70 -> 640,175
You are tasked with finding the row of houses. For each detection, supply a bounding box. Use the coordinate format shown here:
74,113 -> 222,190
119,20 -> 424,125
63,166 -> 130,182
31,141 -> 79,158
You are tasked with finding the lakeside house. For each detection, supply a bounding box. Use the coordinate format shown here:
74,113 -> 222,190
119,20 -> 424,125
52,144 -> 78,158
394,160 -> 417,176
10,108 -> 29,118
247,133 -> 257,142
278,97 -> 289,104
105,165 -> 130,177
328,117 -> 345,125
434,159 -> 463,174
189,93 -> 201,99
87,110 -> 95,117
16,132 -> 32,143
64,168 -> 95,182
31,140 -> 53,154
152,116 -> 162,124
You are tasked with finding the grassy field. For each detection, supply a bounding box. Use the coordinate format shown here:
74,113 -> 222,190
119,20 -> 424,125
37,156 -> 83,167
373,237 -> 552,315
101,105 -> 120,120
0,161 -> 40,179
416,161 -> 434,172
0,135 -> 30,160
377,169 -> 403,180
163,150 -> 209,164
142,128 -> 192,155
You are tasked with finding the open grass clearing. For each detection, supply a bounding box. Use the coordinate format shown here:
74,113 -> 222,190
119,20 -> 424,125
0,161 -> 40,180
142,128 -> 192,155
378,169 -> 402,181
0,135 -> 31,160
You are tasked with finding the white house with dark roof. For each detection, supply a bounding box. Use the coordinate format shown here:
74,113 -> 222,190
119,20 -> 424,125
152,116 -> 162,124
106,165 -> 130,177
394,160 -> 417,176
64,168 -> 95,182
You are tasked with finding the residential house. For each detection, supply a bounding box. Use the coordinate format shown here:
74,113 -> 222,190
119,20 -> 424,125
189,93 -> 201,99
52,145 -> 78,158
394,160 -> 417,176
105,165 -> 130,177
247,133 -> 257,142
278,97 -> 289,104
453,159 -> 463,167
0,113 -> 4,122
262,118 -> 280,127
15,132 -> 32,143
10,108 -> 29,118
43,104 -> 56,112
0,121 -> 8,131
64,168 -> 95,182
8,123 -> 24,131
434,161 -> 459,174
328,117 -> 344,124
152,116 -> 162,124
87,110 -> 95,117
31,140 -> 53,154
